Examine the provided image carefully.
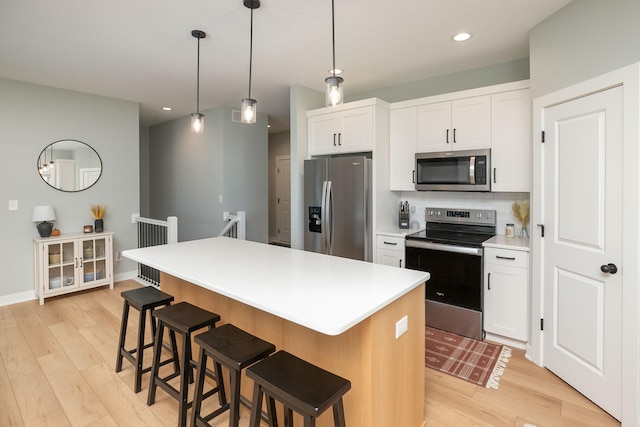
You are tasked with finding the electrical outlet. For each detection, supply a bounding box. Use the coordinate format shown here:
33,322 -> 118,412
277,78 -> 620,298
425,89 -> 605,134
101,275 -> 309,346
395,315 -> 408,339
8,200 -> 18,211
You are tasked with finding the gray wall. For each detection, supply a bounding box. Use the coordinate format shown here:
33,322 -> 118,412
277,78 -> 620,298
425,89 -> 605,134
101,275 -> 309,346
352,57 -> 530,103
268,131 -> 290,242
530,0 -> 640,98
289,85 -> 324,250
0,78 -> 140,300
148,106 -> 268,243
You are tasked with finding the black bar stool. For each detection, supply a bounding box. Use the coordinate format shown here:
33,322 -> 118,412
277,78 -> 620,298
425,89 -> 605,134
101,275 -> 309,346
246,350 -> 351,427
147,301 -> 222,427
190,324 -> 276,427
115,286 -> 176,393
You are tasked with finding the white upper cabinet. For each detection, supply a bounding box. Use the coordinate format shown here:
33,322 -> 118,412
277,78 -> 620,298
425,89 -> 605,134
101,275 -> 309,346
308,105 -> 374,155
389,107 -> 417,191
490,89 -> 532,192
389,81 -> 530,192
417,95 -> 491,152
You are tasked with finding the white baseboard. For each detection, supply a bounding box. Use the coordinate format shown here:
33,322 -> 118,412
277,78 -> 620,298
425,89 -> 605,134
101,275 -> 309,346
0,290 -> 37,307
484,332 -> 527,350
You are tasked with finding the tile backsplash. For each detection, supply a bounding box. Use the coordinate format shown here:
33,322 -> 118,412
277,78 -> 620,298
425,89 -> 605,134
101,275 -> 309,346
399,191 -> 530,236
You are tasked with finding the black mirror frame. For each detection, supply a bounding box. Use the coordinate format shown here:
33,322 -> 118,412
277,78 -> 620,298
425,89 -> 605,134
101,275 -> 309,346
37,139 -> 103,192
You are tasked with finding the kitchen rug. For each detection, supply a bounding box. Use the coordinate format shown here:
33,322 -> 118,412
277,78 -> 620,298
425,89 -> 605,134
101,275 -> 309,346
425,326 -> 511,389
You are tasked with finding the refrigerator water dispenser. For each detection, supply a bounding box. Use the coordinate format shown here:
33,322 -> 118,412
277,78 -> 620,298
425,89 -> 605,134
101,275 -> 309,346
308,206 -> 322,233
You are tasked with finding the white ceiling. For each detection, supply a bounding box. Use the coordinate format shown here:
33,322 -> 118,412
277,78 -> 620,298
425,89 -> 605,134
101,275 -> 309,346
0,0 -> 571,134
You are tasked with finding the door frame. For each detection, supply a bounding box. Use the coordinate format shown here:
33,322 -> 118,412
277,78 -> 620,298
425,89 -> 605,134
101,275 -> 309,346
275,155 -> 291,244
530,63 -> 639,425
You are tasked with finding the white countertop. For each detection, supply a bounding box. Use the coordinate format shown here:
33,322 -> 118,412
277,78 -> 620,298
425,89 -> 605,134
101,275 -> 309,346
483,235 -> 530,252
122,237 -> 429,336
376,228 -> 423,237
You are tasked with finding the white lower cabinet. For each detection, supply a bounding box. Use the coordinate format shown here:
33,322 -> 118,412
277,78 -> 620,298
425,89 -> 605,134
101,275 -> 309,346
483,247 -> 528,342
34,232 -> 114,304
375,234 -> 405,268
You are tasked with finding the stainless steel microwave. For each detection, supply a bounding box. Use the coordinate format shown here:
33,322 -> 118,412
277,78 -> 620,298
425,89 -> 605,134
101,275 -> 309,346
415,149 -> 491,192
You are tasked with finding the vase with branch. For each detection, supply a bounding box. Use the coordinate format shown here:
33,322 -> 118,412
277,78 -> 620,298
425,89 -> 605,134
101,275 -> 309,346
512,200 -> 530,238
91,204 -> 106,233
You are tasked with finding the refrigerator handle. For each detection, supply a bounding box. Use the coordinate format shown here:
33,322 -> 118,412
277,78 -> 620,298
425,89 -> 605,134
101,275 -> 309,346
321,180 -> 328,254
326,180 -> 333,255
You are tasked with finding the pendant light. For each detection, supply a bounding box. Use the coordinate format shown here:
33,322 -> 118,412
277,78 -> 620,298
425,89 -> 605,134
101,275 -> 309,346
325,0 -> 343,106
241,0 -> 260,124
190,29 -> 206,133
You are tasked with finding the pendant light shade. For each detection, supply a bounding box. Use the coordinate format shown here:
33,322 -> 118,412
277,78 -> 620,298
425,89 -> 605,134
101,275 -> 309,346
241,0 -> 260,123
191,30 -> 206,133
325,0 -> 343,106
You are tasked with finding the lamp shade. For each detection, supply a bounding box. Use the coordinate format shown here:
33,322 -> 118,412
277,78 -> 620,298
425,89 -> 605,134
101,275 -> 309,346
32,205 -> 56,222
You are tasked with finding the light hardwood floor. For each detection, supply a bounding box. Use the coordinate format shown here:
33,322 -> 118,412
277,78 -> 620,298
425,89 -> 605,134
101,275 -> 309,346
0,280 -> 620,427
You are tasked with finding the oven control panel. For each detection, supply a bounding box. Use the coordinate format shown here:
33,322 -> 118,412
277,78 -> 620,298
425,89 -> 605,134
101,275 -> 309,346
425,207 -> 496,226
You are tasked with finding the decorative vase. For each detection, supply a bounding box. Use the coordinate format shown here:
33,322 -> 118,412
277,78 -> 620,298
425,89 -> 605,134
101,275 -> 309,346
94,219 -> 104,233
36,221 -> 53,238
520,224 -> 529,238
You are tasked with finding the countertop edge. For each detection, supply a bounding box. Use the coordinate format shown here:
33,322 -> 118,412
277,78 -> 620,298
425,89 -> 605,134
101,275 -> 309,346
483,235 -> 530,252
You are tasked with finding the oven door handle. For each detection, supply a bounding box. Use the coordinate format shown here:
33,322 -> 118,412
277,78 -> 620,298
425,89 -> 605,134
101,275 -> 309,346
405,240 -> 483,256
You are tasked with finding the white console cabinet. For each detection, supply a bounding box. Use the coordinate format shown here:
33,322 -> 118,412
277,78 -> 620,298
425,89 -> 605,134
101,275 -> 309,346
483,243 -> 529,344
34,232 -> 114,305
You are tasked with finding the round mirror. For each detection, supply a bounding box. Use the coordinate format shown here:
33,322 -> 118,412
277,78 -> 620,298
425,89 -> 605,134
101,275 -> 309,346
37,140 -> 102,192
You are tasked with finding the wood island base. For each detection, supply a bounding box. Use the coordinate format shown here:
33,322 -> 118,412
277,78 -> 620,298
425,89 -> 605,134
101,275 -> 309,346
160,272 -> 426,427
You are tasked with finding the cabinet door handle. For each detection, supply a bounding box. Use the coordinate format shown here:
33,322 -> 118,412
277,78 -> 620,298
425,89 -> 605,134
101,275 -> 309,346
496,255 -> 516,261
487,272 -> 491,290
412,170 -> 415,183
493,167 -> 497,184
399,259 -> 403,268
446,129 -> 449,144
333,133 -> 337,146
338,133 -> 342,145
453,128 -> 457,143
383,241 -> 398,246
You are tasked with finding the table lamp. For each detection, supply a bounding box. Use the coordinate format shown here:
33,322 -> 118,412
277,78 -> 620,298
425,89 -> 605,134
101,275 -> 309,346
33,205 -> 56,237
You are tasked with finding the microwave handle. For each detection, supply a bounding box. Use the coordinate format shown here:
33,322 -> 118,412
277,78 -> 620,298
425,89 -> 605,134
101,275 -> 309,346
469,156 -> 476,184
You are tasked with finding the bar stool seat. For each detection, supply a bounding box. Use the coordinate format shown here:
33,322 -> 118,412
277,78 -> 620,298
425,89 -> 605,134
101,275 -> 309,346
190,324 -> 276,427
115,286 -> 175,393
147,302 -> 222,427
246,350 -> 351,427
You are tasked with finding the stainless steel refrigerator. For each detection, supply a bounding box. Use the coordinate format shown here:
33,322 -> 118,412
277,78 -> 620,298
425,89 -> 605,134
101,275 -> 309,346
304,155 -> 372,262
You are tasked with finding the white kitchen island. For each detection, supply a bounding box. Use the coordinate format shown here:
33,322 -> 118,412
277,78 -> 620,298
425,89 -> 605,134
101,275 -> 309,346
123,237 -> 429,427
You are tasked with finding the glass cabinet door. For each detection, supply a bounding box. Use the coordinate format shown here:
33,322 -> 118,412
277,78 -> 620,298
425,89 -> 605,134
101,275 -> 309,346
82,237 -> 107,284
45,241 -> 77,293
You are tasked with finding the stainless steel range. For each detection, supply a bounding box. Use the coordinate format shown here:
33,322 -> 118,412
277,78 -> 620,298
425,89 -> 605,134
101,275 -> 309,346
405,207 -> 496,340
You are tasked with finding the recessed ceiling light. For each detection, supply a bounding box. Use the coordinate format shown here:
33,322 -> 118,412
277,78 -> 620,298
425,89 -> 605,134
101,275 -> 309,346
451,32 -> 472,42
161,106 -> 173,111
328,68 -> 343,75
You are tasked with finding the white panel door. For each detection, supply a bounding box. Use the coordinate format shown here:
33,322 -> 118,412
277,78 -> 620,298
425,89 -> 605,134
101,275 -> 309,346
276,156 -> 291,244
542,86 -> 622,420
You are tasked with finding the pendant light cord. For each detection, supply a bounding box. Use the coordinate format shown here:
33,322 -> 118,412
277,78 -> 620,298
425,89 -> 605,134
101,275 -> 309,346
248,6 -> 254,98
331,0 -> 336,78
196,36 -> 201,114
